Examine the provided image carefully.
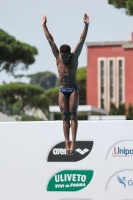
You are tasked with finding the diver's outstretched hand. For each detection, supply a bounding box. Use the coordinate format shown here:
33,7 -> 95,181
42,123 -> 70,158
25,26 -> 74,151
84,13 -> 90,25
42,15 -> 47,26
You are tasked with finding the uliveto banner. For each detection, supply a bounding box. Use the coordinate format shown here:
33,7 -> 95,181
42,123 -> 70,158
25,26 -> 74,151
47,170 -> 94,191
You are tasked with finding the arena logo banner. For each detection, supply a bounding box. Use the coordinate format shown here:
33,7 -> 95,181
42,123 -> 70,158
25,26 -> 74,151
47,170 -> 94,192
106,170 -> 133,190
106,140 -> 133,160
47,141 -> 93,162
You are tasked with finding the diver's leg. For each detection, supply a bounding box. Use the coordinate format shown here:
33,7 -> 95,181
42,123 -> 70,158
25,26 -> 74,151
69,90 -> 79,154
58,92 -> 70,154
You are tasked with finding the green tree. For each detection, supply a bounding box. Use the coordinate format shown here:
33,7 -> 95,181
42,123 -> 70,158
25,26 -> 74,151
109,102 -> 126,115
0,29 -> 38,76
109,102 -> 118,115
0,83 -> 49,116
44,87 -> 60,105
126,103 -> 133,120
117,103 -> 126,115
108,0 -> 133,15
127,103 -> 133,116
27,71 -> 59,90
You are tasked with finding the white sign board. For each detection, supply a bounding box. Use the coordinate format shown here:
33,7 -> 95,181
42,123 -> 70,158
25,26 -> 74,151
0,121 -> 133,200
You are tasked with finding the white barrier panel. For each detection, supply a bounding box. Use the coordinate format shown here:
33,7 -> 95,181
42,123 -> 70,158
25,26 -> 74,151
0,121 -> 133,200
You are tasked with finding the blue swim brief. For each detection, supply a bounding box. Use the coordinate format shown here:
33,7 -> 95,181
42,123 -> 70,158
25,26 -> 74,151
59,85 -> 78,96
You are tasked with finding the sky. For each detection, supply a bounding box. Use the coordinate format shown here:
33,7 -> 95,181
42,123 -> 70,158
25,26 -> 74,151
0,0 -> 133,84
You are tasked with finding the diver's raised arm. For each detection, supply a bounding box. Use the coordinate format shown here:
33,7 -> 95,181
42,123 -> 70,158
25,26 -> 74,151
73,13 -> 90,59
42,15 -> 59,59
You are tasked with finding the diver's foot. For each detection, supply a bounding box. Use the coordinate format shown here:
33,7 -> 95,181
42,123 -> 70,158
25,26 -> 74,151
69,142 -> 76,155
65,141 -> 71,155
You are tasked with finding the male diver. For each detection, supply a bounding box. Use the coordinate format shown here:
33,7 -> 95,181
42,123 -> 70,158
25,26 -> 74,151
42,13 -> 90,154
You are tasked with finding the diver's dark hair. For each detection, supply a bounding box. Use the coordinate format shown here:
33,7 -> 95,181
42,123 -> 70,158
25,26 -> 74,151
60,44 -> 71,53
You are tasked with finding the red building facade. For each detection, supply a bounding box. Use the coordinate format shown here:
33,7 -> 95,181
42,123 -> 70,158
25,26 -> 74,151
86,33 -> 133,111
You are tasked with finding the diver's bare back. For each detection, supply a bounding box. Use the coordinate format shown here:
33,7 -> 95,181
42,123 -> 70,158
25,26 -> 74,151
56,53 -> 78,88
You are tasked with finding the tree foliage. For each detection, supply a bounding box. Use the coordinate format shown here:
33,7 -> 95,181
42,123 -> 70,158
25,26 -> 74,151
109,102 -> 118,115
108,0 -> 133,15
109,102 -> 126,115
45,87 -> 60,105
0,83 -> 49,116
27,71 -> 59,90
109,102 -> 133,120
117,103 -> 126,115
126,103 -> 133,119
127,103 -> 133,116
0,29 -> 38,76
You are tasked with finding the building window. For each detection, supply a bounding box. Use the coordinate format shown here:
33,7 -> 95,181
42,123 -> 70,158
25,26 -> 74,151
110,86 -> 113,98
101,86 -> 104,93
101,98 -> 104,109
109,60 -> 114,101
100,61 -> 104,109
119,60 -> 123,103
98,57 -> 124,111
